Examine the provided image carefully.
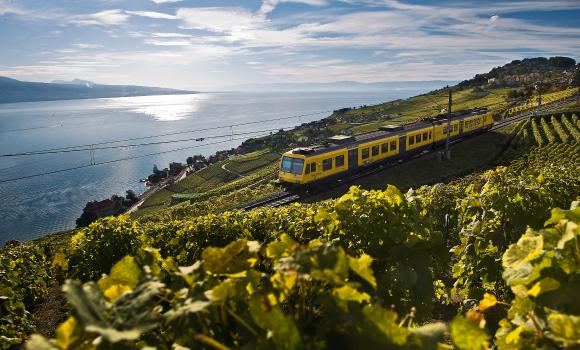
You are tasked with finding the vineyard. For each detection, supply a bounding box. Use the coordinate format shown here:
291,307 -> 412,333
136,150 -> 280,214
505,87 -> 578,116
1,108 -> 578,349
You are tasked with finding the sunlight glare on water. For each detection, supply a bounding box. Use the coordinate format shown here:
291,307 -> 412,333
105,94 -> 208,121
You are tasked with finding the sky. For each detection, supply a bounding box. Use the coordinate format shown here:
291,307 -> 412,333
0,0 -> 579,90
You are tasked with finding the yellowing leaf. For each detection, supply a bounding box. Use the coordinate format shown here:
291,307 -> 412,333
478,293 -> 497,312
505,326 -> 526,345
249,294 -> 301,350
450,316 -> 489,350
333,285 -> 370,304
104,284 -> 132,301
548,313 -> 580,344
348,254 -> 377,289
52,253 -> 68,270
204,279 -> 237,304
527,277 -> 560,297
98,255 -> 141,300
362,305 -> 409,346
202,240 -> 257,275
503,235 -> 543,268
55,317 -> 80,349
266,234 -> 296,260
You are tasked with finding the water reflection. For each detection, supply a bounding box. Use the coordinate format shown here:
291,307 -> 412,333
108,94 -> 208,121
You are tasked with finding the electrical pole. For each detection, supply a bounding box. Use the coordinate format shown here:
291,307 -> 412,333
534,82 -> 542,116
445,90 -> 452,160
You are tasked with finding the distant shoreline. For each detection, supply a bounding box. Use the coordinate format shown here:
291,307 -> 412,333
0,91 -> 199,105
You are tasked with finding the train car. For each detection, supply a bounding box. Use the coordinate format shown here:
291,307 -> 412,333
279,108 -> 493,187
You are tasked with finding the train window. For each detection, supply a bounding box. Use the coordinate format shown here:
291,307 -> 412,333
305,165 -> 310,174
381,143 -> 388,153
455,124 -> 458,131
416,134 -> 421,143
429,131 -> 432,139
390,141 -> 397,150
335,155 -> 345,167
409,137 -> 415,145
372,145 -> 379,156
281,156 -> 304,175
443,126 -> 448,134
423,132 -> 428,140
281,157 -> 292,172
292,159 -> 304,174
311,162 -> 316,172
362,148 -> 369,159
322,158 -> 332,171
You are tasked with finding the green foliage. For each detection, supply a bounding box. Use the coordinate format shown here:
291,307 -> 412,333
315,185 -> 436,318
139,182 -> 281,223
450,315 -> 489,350
31,237 -> 453,350
446,145 -> 579,306
496,203 -> 580,349
0,243 -> 50,348
66,216 -> 144,281
3,107 -> 580,349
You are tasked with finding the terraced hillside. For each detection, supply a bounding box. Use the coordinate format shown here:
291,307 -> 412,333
3,116 -> 578,349
508,112 -> 580,147
135,149 -> 281,215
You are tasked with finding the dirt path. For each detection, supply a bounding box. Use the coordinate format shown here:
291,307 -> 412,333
221,162 -> 245,178
33,281 -> 67,338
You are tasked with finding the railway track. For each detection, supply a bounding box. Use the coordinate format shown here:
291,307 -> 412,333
492,95 -> 578,131
240,94 -> 578,211
240,191 -> 301,210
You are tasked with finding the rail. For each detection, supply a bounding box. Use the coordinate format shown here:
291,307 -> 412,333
238,92 -> 579,211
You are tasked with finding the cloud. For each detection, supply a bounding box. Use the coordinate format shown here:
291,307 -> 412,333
258,0 -> 328,15
69,9 -> 129,26
3,0 -> 580,86
151,0 -> 182,4
152,32 -> 191,38
144,39 -> 191,46
126,10 -> 177,20
0,2 -> 24,16
74,43 -> 103,49
177,7 -> 263,33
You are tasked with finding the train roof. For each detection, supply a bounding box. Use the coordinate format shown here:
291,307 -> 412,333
286,107 -> 488,157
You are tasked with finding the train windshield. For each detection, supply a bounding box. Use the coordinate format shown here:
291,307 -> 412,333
281,156 -> 304,174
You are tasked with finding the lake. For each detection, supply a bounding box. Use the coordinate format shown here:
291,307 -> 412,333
0,90 -> 429,244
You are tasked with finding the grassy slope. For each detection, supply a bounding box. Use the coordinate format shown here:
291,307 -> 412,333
343,87 -> 511,134
135,150 -> 280,214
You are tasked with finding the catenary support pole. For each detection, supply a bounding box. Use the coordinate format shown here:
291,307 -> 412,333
445,90 -> 452,160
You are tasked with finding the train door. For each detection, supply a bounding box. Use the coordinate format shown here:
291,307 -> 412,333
399,135 -> 407,156
459,120 -> 464,135
348,148 -> 358,170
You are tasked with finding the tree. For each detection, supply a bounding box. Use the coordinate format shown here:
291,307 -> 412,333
571,67 -> 580,87
125,190 -> 138,204
548,56 -> 576,69
186,156 -> 194,166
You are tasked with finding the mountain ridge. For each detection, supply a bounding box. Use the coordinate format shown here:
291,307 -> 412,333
228,80 -> 458,92
0,77 -> 197,104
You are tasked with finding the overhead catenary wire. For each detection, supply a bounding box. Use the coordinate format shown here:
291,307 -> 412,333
0,98 -> 390,158
0,132 -> 276,184
0,111 -> 329,157
1,127 -> 286,157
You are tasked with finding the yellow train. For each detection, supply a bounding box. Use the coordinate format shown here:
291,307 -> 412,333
279,108 -> 493,187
